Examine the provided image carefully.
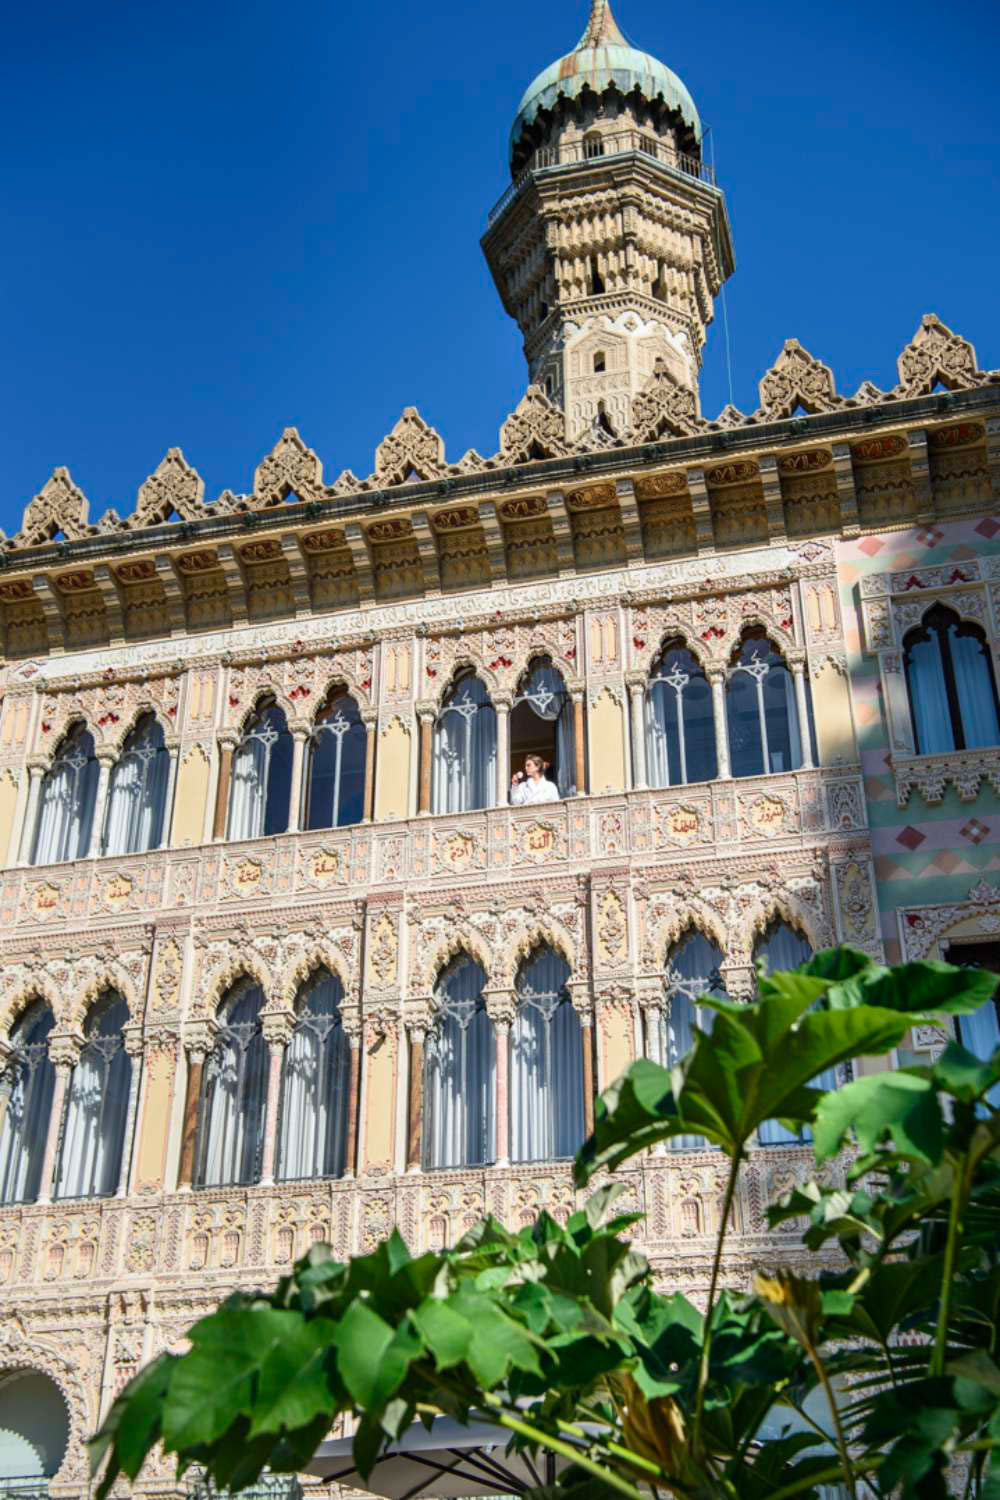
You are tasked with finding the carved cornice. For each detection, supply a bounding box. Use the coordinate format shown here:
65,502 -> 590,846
892,747 -> 1000,807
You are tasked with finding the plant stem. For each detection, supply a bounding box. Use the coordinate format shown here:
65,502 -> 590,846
692,1145 -> 742,1453
807,1347 -> 857,1500
764,1454 -> 883,1500
480,1402 -> 647,1500
931,1152 -> 968,1378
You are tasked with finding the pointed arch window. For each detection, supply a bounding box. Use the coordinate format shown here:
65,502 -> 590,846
0,1001 -> 55,1204
511,945 -> 584,1163
754,920 -> 840,1144
645,639 -> 717,787
31,723 -> 99,865
305,692 -> 366,831
55,992 -> 130,1199
903,604 -> 1000,754
424,956 -> 495,1170
102,713 -> 170,856
511,656 -> 575,797
726,631 -> 806,778
195,980 -> 268,1188
228,697 -> 293,840
658,932 -> 725,1148
432,672 -> 497,814
945,942 -> 1000,1110
277,969 -> 351,1181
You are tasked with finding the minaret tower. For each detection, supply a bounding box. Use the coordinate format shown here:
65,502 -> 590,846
482,0 -> 735,440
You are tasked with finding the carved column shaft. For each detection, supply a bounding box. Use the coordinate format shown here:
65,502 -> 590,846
287,730 -> 308,833
791,662 -> 814,771
362,717 -> 376,823
259,1039 -> 287,1186
177,1052 -> 206,1189
344,1036 -> 361,1177
709,671 -> 731,779
162,745 -> 180,847
417,714 -> 434,816
494,1022 -> 510,1167
495,700 -> 511,807
213,744 -> 233,840
116,1040 -> 145,1197
16,764 -> 44,864
406,1029 -> 425,1171
628,682 -> 647,791
88,756 -> 114,858
581,1017 -> 595,1138
37,1061 -> 72,1204
573,694 -> 587,796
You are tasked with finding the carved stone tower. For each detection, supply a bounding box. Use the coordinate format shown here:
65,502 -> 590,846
482,0 -> 735,442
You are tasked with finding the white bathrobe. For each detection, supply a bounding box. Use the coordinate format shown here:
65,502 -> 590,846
510,775 -> 560,806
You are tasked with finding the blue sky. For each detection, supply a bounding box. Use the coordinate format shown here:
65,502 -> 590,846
2,0 -> 997,535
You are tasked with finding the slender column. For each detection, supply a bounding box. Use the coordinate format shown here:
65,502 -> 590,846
494,694 -> 511,807
362,713 -> 377,823
37,1033 -> 80,1204
177,1042 -> 210,1189
572,691 -> 587,796
259,1017 -> 291,1186
88,754 -> 115,858
494,1022 -> 510,1167
287,729 -> 308,833
626,675 -> 647,791
6,768 -> 30,867
116,1029 -> 145,1197
213,740 -> 234,840
162,745 -> 180,847
416,707 -> 434,816
791,660 -> 814,770
406,1027 -> 425,1171
0,1042 -> 13,1139
581,1015 -> 595,1138
343,1031 -> 361,1178
16,763 -> 44,864
709,669 -> 731,780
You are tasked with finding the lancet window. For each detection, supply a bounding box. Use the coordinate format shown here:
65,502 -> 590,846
903,604 -> 1000,754
31,722 -> 99,865
510,945 -> 584,1163
656,931 -> 725,1149
102,712 -> 170,856
228,696 -> 293,840
277,969 -> 351,1181
754,920 -> 838,1144
0,1001 -> 55,1205
726,631 -> 808,777
55,991 -> 130,1199
424,955 -> 495,1170
432,672 -> 497,814
195,980 -> 268,1188
304,691 -> 366,831
511,656 -> 574,797
645,639 -> 717,787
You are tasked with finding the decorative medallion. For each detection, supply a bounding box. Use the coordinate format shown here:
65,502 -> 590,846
301,528 -> 346,553
747,795 -> 788,837
519,822 -> 557,862
565,483 -> 616,511
231,858 -> 263,895
54,570 -> 96,593
308,848 -> 342,888
431,507 -> 479,532
705,460 -> 760,487
103,873 -> 134,911
635,472 -> 688,500
777,449 -> 832,474
498,495 -> 546,522
366,519 -> 412,542
926,422 -> 985,449
239,540 -> 283,563
851,434 -> 907,462
114,560 -> 157,584
439,831 -> 477,871
175,550 -> 219,574
30,882 -> 61,919
660,803 -> 703,846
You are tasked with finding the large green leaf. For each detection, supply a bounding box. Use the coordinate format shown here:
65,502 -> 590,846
334,1301 -> 424,1408
89,1352 -> 176,1500
812,1070 -> 944,1164
248,1315 -> 338,1436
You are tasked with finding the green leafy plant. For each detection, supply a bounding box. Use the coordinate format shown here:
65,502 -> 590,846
90,948 -> 1000,1500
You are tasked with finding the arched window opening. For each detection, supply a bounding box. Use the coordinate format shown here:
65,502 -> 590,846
646,639 -> 717,787
424,956 -> 494,1170
278,969 -> 351,1182
589,256 -> 605,294
658,932 -> 725,1148
102,712 -> 169,856
946,941 -> 1000,1109
511,946 -> 583,1163
0,1001 -> 55,1205
584,132 -> 604,160
196,981 -> 268,1188
305,691 -> 366,831
31,723 -> 99,865
228,696 -> 293,840
652,258 -> 668,302
754,920 -> 839,1144
593,350 -> 606,373
432,672 -> 497,814
56,991 -> 130,1199
0,1368 -> 70,1481
510,656 -> 574,798
903,604 -> 1000,754
726,630 -> 805,778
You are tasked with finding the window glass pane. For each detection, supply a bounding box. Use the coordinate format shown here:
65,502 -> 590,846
727,668 -> 763,777
905,631 -> 954,754
950,627 -> 1000,749
307,697 -> 366,830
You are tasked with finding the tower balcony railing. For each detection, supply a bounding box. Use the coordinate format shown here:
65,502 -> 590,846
488,132 -> 715,226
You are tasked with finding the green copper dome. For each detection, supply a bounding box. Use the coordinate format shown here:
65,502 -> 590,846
510,1 -> 701,162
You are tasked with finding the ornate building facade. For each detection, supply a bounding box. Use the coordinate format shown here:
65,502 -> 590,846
0,3 -> 998,1495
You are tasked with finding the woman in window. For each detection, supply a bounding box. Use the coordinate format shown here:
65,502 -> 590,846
510,656 -> 575,797
726,631 -> 807,777
31,723 -> 100,864
304,692 -> 366,831
228,696 -> 293,840
196,981 -> 268,1188
755,920 -> 838,1144
646,639 -> 717,787
277,969 -> 351,1181
102,713 -> 170,856
904,604 -> 1000,754
432,673 -> 497,814
510,753 -> 559,804
424,955 -> 495,1170
56,991 -> 131,1199
658,931 -> 725,1148
0,1001 -> 55,1205
510,946 -> 583,1162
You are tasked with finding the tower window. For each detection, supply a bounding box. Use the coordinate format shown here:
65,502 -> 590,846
584,132 -> 604,160
589,256 -> 605,294
652,259 -> 667,302
544,375 -> 554,396
593,350 -> 606,373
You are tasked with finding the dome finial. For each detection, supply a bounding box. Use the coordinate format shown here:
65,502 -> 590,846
578,0 -> 628,48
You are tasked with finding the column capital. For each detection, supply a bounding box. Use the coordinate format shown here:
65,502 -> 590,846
47,1029 -> 84,1068
484,986 -> 516,1026
95,748 -> 118,769
183,1020 -> 218,1062
122,1023 -> 146,1059
492,692 -> 513,712
624,671 -> 647,693
260,1010 -> 295,1048
415,700 -> 437,722
361,708 -> 378,728
217,731 -> 238,752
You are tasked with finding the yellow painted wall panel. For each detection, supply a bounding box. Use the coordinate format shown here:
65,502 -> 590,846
589,689 -> 626,793
375,718 -> 410,822
172,744 -> 210,846
813,664 -> 856,766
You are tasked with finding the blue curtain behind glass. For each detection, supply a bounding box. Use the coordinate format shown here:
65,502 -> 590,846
951,629 -> 1000,748
905,633 -> 954,753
